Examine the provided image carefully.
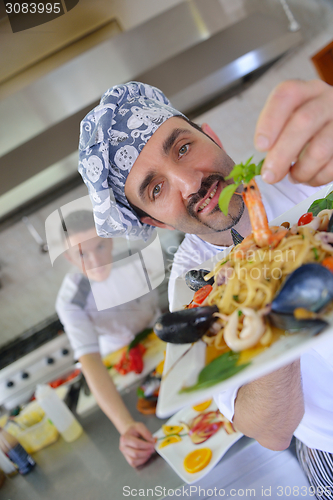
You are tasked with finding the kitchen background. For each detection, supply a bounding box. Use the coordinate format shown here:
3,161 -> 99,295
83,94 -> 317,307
1,0 -> 332,346
0,0 -> 333,404
0,0 -> 333,498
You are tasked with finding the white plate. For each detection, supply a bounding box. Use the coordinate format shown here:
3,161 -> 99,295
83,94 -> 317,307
156,184 -> 333,418
153,401 -> 242,484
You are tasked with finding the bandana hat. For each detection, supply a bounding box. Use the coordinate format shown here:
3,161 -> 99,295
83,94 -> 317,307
78,81 -> 185,241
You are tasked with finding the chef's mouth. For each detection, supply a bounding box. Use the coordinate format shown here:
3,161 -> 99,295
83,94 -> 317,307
196,181 -> 222,213
187,176 -> 226,217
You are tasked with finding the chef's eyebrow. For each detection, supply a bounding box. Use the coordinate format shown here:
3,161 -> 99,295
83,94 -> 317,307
162,128 -> 189,156
139,171 -> 156,200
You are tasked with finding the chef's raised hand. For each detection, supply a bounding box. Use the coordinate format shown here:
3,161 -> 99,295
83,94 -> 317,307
119,422 -> 156,468
254,79 -> 333,187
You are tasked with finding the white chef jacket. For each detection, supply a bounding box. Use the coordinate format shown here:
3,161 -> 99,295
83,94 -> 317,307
56,259 -> 159,360
168,177 -> 333,452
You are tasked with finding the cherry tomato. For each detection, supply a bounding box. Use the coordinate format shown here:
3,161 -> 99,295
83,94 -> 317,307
298,212 -> 314,226
322,256 -> 333,274
192,284 -> 213,305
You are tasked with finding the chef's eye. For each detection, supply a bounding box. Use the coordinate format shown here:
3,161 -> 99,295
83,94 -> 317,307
179,144 -> 189,157
152,183 -> 162,199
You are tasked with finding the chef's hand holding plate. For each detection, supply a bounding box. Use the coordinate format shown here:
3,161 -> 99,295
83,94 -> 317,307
255,79 -> 333,187
119,421 -> 156,468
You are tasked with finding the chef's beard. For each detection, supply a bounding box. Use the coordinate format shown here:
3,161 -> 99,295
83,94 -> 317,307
186,174 -> 245,232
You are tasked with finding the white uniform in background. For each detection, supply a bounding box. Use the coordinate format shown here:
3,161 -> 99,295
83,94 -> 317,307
56,260 -> 159,360
168,177 -> 333,453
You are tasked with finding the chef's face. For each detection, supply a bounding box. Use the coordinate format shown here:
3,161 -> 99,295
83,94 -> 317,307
66,228 -> 113,282
124,117 -> 244,244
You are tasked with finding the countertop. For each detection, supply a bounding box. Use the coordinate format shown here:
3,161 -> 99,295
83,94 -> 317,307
1,381 -> 312,500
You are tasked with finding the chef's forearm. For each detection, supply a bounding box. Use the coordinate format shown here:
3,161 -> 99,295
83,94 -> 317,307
79,353 -> 134,434
233,360 -> 304,451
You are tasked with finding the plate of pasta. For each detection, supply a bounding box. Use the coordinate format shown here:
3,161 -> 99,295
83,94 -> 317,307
156,183 -> 333,418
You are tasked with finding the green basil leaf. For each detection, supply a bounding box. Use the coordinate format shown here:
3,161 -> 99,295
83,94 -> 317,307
255,159 -> 264,175
137,387 -> 145,398
218,184 -> 239,215
244,155 -> 253,167
326,191 -> 333,209
225,164 -> 244,181
128,328 -> 151,351
198,351 -> 240,383
179,363 -> 250,393
219,157 -> 264,215
308,198 -> 328,216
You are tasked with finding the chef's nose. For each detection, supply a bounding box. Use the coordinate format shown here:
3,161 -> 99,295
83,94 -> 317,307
170,164 -> 203,200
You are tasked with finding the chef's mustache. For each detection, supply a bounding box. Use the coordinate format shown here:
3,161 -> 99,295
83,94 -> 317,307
187,174 -> 225,216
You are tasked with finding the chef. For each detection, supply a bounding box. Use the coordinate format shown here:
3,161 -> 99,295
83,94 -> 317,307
77,79 -> 333,497
56,209 -> 159,467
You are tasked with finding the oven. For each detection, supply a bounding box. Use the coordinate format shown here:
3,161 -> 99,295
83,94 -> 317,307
0,316 -> 76,411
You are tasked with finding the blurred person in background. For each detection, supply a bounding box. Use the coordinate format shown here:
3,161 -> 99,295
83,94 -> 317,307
56,209 -> 160,467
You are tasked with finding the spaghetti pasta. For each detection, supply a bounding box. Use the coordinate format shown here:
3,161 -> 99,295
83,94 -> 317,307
202,218 -> 333,351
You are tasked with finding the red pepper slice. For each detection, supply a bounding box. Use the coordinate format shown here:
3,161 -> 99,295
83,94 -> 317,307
128,345 -> 145,374
322,256 -> 333,274
192,285 -> 213,305
298,212 -> 314,226
114,343 -> 146,375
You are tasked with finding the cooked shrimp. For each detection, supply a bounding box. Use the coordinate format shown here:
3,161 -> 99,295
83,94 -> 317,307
232,179 -> 288,259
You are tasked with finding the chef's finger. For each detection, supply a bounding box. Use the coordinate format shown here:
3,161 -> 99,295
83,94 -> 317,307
254,80 -> 330,182
120,434 -> 155,451
305,160 -> 333,187
122,449 -> 152,468
288,121 -> 333,184
134,423 -> 155,443
120,443 -> 154,460
254,80 -> 321,150
263,94 -> 333,184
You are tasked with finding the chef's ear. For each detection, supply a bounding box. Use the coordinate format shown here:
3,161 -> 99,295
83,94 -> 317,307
141,216 -> 175,231
201,123 -> 225,150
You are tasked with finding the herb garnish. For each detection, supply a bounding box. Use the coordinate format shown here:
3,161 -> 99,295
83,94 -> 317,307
308,191 -> 333,216
218,157 -> 264,215
179,351 -> 250,393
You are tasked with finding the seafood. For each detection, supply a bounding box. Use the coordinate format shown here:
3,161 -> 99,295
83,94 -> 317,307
271,263 -> 333,314
233,179 -> 288,258
223,307 -> 266,352
154,306 -> 218,344
185,269 -> 214,291
328,212 -> 333,233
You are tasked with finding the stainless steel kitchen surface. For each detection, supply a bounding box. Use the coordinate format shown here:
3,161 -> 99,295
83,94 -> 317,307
0,381 -> 314,500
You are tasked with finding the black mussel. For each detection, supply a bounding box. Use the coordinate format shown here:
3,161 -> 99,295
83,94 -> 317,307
271,263 -> 333,314
154,305 -> 219,344
231,228 -> 244,246
269,311 -> 328,334
185,269 -> 214,291
328,212 -> 333,233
